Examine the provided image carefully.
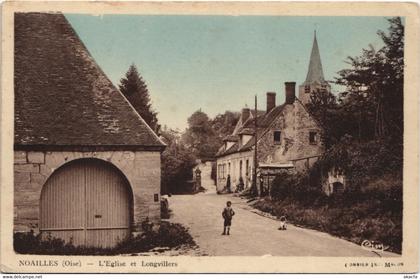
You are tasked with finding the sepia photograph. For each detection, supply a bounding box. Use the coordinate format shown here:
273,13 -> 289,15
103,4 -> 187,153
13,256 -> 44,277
1,1 -> 419,274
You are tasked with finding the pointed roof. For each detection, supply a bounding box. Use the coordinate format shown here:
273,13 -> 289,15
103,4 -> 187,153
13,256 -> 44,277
231,109 -> 264,135
14,12 -> 165,149
303,31 -> 326,85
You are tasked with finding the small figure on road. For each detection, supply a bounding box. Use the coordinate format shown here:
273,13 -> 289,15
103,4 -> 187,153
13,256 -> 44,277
278,216 -> 287,230
222,201 -> 235,235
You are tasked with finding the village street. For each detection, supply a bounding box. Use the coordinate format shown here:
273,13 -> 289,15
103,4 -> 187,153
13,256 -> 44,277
170,184 -> 398,257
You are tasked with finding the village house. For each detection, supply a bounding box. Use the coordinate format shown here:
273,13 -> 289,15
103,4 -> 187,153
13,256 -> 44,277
14,13 -> 165,248
215,33 -> 330,195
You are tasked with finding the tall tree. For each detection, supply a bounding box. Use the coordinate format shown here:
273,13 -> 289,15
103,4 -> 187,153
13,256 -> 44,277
211,111 -> 241,140
307,89 -> 342,148
182,110 -> 220,159
160,127 -> 196,194
335,17 -> 404,142
119,64 -> 160,133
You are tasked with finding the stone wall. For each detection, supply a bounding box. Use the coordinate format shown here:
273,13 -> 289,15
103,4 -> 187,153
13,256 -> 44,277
216,101 -> 324,195
298,82 -> 332,105
14,150 -> 161,233
257,101 -> 324,171
322,168 -> 347,196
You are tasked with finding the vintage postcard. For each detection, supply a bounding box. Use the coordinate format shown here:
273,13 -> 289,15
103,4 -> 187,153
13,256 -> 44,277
1,1 -> 419,274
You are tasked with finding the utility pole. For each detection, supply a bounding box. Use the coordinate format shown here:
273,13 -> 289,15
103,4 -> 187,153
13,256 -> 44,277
251,95 -> 258,196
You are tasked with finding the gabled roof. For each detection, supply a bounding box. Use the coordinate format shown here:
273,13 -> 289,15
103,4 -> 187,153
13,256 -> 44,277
216,104 -> 286,157
238,104 -> 286,151
231,109 -> 264,135
303,31 -> 327,86
223,135 -> 239,142
14,13 -> 165,149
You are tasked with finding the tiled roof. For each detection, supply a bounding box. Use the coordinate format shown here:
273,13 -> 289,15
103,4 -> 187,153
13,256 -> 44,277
237,128 -> 254,135
215,145 -> 226,157
14,13 -> 165,149
224,142 -> 239,156
216,104 -> 286,157
223,135 -> 239,142
239,104 -> 286,151
232,109 -> 264,135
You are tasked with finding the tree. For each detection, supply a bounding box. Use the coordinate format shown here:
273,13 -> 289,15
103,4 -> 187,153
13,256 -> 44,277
119,64 -> 160,133
211,111 -> 241,140
308,17 -> 404,196
160,127 -> 197,194
182,110 -> 220,159
307,89 -> 340,148
335,17 -> 404,142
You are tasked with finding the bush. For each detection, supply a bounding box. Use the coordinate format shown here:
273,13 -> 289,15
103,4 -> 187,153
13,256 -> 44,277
315,138 -> 402,192
270,171 -> 324,205
117,222 -> 195,254
14,222 -> 196,255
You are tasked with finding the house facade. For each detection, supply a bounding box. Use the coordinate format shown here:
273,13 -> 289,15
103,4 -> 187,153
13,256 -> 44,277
14,13 -> 165,248
215,33 -> 329,195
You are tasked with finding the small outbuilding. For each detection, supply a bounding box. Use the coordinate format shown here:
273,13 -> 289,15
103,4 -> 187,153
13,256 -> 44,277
14,13 -> 165,248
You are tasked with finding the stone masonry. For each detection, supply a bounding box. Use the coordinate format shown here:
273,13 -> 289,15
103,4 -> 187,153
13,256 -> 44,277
257,101 -> 323,171
14,150 -> 161,233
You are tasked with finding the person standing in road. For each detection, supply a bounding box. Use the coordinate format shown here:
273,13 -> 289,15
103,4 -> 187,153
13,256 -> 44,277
226,174 -> 231,193
222,201 -> 235,235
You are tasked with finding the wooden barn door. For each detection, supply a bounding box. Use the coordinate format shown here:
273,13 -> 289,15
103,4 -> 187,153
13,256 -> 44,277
40,159 -> 132,248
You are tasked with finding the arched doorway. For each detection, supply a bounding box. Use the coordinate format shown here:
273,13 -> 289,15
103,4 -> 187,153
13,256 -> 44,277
332,182 -> 344,194
40,158 -> 133,248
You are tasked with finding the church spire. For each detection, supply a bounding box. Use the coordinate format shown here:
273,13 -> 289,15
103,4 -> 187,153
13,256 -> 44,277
304,31 -> 326,85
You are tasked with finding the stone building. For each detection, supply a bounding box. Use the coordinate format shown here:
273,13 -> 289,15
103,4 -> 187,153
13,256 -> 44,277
14,13 -> 165,248
215,33 -> 329,195
323,168 -> 347,196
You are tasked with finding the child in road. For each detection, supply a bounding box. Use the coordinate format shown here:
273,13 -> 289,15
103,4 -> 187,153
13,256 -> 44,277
278,215 -> 287,230
222,201 -> 235,235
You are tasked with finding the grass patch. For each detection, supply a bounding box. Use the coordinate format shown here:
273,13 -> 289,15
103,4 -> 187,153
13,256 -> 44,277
14,221 -> 196,255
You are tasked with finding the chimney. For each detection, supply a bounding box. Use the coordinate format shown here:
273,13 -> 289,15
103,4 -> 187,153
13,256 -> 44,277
285,82 -> 296,104
241,107 -> 250,122
266,92 -> 276,113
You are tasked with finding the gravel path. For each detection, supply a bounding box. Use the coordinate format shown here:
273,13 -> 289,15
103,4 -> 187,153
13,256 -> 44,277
169,185 -> 398,257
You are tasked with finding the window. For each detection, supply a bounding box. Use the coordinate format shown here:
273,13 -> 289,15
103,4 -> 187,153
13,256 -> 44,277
305,85 -> 310,93
309,131 -> 317,144
245,160 -> 249,176
273,131 -> 281,144
222,164 -> 224,178
239,160 -> 243,178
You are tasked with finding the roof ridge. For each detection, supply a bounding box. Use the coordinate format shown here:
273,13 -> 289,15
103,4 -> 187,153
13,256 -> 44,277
14,13 -> 165,148
60,13 -> 165,147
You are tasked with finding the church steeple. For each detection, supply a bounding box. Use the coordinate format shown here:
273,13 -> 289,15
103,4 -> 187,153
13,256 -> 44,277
304,31 -> 326,85
298,31 -> 331,105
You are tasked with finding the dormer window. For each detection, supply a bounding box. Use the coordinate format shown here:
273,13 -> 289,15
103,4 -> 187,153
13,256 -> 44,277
273,131 -> 281,144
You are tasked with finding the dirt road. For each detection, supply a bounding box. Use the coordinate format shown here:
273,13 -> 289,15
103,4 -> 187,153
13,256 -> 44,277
169,187 -> 398,257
